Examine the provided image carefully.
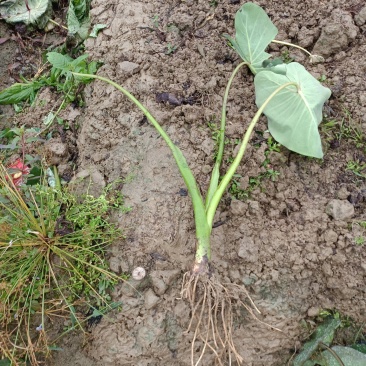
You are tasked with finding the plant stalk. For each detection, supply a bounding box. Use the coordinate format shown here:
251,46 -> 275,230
205,62 -> 248,210
271,39 -> 312,57
71,72 -> 211,253
206,81 -> 299,228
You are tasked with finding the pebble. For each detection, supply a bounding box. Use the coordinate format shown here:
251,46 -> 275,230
44,139 -> 69,165
237,236 -> 258,262
313,9 -> 358,58
118,61 -> 140,74
355,6 -> 366,26
307,306 -> 320,317
144,289 -> 160,310
325,199 -> 354,220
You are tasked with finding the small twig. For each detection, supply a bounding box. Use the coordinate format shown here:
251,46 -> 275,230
48,18 -> 68,31
319,342 -> 345,366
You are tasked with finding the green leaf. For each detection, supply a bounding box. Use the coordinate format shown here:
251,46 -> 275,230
71,54 -> 89,69
43,111 -> 55,126
320,346 -> 366,366
47,52 -> 73,71
225,2 -> 278,74
67,0 -> 90,40
255,62 -> 331,158
293,317 -> 341,366
0,82 -> 40,104
351,344 -> 366,354
88,61 -> 99,75
69,305 -> 77,327
0,0 -> 49,25
47,345 -> 63,351
89,23 -> 107,38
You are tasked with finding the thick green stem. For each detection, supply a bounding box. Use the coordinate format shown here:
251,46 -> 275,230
205,62 -> 248,210
206,82 -> 299,228
72,72 -> 211,253
192,236 -> 212,274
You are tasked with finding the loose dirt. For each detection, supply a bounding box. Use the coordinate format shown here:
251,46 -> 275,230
1,0 -> 366,365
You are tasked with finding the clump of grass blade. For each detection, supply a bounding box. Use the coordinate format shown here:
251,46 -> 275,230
0,163 -> 125,365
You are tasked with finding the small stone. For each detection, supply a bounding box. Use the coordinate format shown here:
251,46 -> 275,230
271,269 -> 279,282
71,167 -> 106,197
44,139 -> 69,165
229,269 -> 240,281
336,187 -> 349,200
132,267 -> 146,281
238,176 -> 249,190
144,289 -> 160,310
313,9 -> 358,58
118,61 -> 140,74
237,236 -> 258,262
307,307 -> 320,317
57,163 -> 72,180
109,257 -> 120,273
150,275 -> 167,295
231,199 -> 248,216
201,165 -> 211,174
248,200 -> 261,215
326,199 -> 354,220
242,273 -> 257,286
323,229 -> 338,243
355,6 -> 366,26
150,269 -> 180,295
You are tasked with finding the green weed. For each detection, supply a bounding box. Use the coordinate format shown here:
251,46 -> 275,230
281,50 -> 293,64
165,43 -> 178,55
0,164 -> 126,364
293,312 -> 366,365
346,160 -> 366,178
335,111 -> 364,148
229,135 -> 281,200
151,15 -> 159,28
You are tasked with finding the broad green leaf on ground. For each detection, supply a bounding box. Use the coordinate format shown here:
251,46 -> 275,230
351,344 -> 366,354
67,0 -> 90,39
89,23 -> 107,38
292,317 -> 341,366
224,2 -> 278,74
0,82 -> 41,104
255,62 -> 331,158
0,0 -> 50,26
320,346 -> 366,366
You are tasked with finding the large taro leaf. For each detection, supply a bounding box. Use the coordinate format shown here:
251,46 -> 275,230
225,2 -> 278,74
0,0 -> 49,26
255,62 -> 331,158
320,346 -> 366,366
292,317 -> 341,366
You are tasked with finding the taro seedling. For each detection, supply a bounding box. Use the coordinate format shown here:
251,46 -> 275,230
47,3 -> 331,365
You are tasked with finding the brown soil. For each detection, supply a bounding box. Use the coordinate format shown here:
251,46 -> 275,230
1,0 -> 366,365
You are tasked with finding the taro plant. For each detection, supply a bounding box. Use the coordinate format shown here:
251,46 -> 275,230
47,3 -> 331,365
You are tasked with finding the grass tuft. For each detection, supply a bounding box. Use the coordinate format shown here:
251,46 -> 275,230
0,163 -> 126,365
